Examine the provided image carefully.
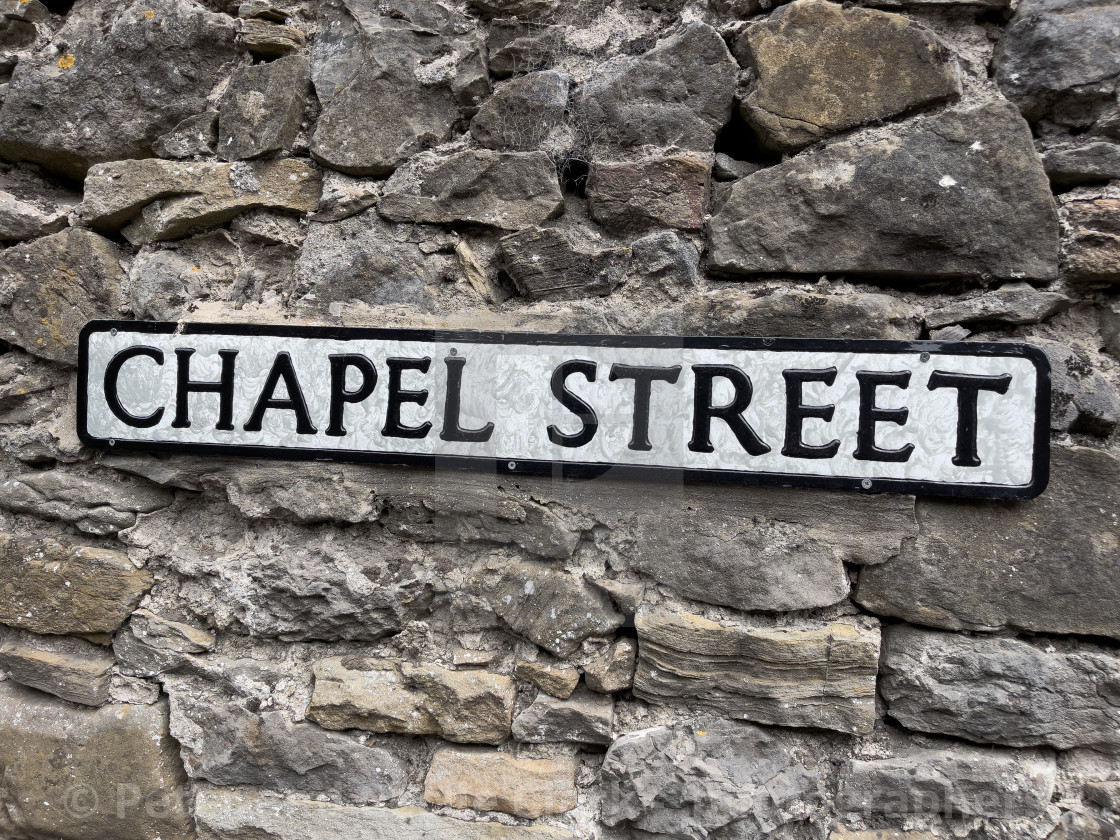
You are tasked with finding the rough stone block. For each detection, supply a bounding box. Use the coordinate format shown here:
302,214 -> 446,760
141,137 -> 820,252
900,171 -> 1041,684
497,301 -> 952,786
114,608 -> 215,677
1044,142 -> 1120,186
0,471 -> 174,536
240,18 -> 306,57
500,226 -> 628,301
218,54 -> 309,161
588,156 -> 709,232
514,659 -> 580,699
512,686 -> 614,745
0,627 -> 114,706
424,747 -> 578,818
1060,185 -> 1120,283
582,638 -> 636,694
924,282 -> 1070,329
471,71 -> 569,151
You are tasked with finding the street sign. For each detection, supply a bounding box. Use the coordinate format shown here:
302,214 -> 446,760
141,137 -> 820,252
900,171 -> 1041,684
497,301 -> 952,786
78,322 -> 1050,499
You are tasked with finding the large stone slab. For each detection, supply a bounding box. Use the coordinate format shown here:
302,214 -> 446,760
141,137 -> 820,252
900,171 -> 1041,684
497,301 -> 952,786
837,745 -> 1056,818
734,0 -> 959,152
0,228 -> 123,364
424,747 -> 578,818
0,626 -> 114,706
308,656 -> 516,744
0,532 -> 152,635
602,723 -> 823,839
856,445 -> 1120,640
880,626 -> 1120,754
0,682 -> 195,840
633,611 -> 881,735
194,789 -> 579,840
0,0 -> 240,179
708,102 -> 1059,281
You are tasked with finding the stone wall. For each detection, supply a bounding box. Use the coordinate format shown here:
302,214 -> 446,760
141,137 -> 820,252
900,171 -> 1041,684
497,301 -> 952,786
0,0 -> 1117,838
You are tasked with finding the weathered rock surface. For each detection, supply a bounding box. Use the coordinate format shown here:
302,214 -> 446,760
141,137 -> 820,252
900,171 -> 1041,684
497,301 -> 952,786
0,0 -> 240,179
925,282 -> 1070,329
634,612 -> 881,735
630,230 -> 700,295
218,54 -> 309,161
587,156 -> 709,232
1048,809 -> 1118,840
472,71 -> 568,151
514,658 -> 580,699
0,471 -> 174,536
856,445 -> 1120,640
379,150 -> 563,230
468,0 -> 557,17
0,532 -> 152,635
500,226 -> 628,300
0,167 -> 75,241
1044,142 -> 1120,186
194,789 -> 579,840
0,682 -> 195,840
311,170 -> 382,222
1060,185 -> 1120,283
512,686 -> 614,745
734,0 -> 960,152
308,657 -> 517,744
240,18 -> 306,58
153,111 -> 219,159
994,0 -> 1120,130
1034,338 -> 1120,435
170,694 -> 409,803
487,19 -> 564,77
424,747 -> 578,818
881,626 -> 1120,754
574,23 -> 736,153
830,831 -> 938,840
837,746 -> 1056,818
0,627 -> 114,706
114,608 -> 215,676
708,103 -> 1060,281
1086,781 -> 1120,812
583,638 -> 636,694
602,723 -> 823,839
0,227 -> 123,364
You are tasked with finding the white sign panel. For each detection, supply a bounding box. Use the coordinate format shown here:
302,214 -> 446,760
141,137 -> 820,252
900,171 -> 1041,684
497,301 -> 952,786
78,322 -> 1051,499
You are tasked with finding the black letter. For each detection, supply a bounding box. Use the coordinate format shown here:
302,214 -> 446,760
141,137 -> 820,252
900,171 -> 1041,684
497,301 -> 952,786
326,354 -> 377,437
441,356 -> 495,443
608,364 -> 682,451
854,370 -> 914,462
382,357 -> 432,439
688,365 -> 771,455
172,348 -> 238,431
782,367 -> 840,459
105,346 -> 165,428
928,370 -> 1013,467
548,360 -> 598,448
244,352 -> 317,435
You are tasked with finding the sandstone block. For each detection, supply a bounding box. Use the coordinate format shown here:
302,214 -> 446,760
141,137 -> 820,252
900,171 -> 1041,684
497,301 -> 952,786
512,685 -> 614,745
424,747 -> 577,818
0,682 -> 194,840
218,54 -> 309,161
1060,185 -> 1120,283
830,830 -> 938,840
583,638 -> 636,694
240,18 -> 306,57
0,471 -> 174,536
472,71 -> 569,151
837,746 -> 1056,818
735,0 -> 959,152
708,103 -> 1059,281
602,723 -> 822,839
856,446 -> 1120,640
514,659 -> 580,699
881,626 -> 1120,754
194,789 -> 579,840
634,612 -> 880,735
379,150 -> 563,230
500,226 -> 628,301
308,657 -> 516,744
925,282 -> 1070,329
0,627 -> 114,706
0,532 -> 152,635
588,156 -> 709,232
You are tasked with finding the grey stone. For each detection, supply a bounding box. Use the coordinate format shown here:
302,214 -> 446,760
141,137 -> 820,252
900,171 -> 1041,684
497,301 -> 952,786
925,283 -> 1071,329
0,227 -> 123,364
218,55 -> 309,161
0,350 -> 66,425
1044,141 -> 1120,186
0,0 -> 240,179
424,747 -> 578,818
473,560 -> 624,657
588,156 -> 710,232
589,579 -> 644,617
0,682 -> 195,840
153,111 -> 219,159
644,288 -> 921,341
1049,809 -> 1118,840
1033,338 -> 1120,435
634,611 -> 881,735
837,746 -> 1056,818
708,103 -> 1060,282
881,625 -> 1120,754
735,0 -> 960,152
170,695 -> 408,803
0,531 -> 152,635
863,0 -> 1007,8
379,150 -> 563,230
713,153 -> 760,181
500,226 -> 628,301
457,238 -> 514,304
230,208 -> 306,247
0,471 -> 174,536
0,627 -> 114,706
514,658 -> 581,699
310,170 -> 381,222
602,723 -> 822,839
471,71 -> 568,151
994,0 -> 1120,130
114,608 -> 214,677
307,656 -> 517,744
0,191 -> 67,241
512,686 -> 614,745
930,325 -> 971,341
1060,185 -> 1120,284
1086,781 -> 1120,812
126,231 -> 248,320
583,638 -> 636,694
239,1 -> 291,21
194,789 -> 579,840
240,18 -> 306,58
573,23 -> 736,153
486,19 -> 564,78
856,445 -> 1120,640
468,0 -> 557,18
629,231 -> 700,296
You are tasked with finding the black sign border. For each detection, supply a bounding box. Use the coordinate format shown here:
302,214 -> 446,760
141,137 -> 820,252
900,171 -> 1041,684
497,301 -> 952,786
77,320 -> 1052,500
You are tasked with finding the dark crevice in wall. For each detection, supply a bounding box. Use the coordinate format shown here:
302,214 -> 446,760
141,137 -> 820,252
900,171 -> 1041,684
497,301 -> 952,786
715,110 -> 781,167
39,0 -> 76,15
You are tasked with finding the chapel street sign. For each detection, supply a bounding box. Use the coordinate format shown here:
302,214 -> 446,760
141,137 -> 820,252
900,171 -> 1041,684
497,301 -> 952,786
77,322 -> 1051,500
